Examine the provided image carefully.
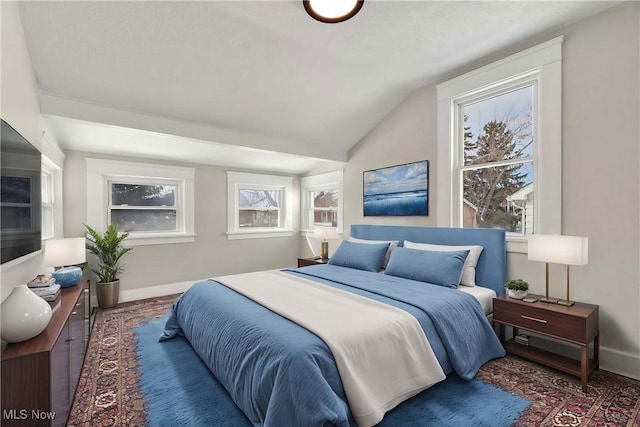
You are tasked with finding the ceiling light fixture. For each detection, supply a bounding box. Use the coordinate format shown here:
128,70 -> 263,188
303,0 -> 364,24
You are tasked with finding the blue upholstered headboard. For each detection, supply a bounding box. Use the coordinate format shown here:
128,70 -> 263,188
350,225 -> 506,296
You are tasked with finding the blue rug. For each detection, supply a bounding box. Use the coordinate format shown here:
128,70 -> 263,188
134,317 -> 530,426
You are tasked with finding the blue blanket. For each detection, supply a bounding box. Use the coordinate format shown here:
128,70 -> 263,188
160,265 -> 505,427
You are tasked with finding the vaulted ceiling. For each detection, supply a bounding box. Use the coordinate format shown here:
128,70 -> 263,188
18,1 -> 619,174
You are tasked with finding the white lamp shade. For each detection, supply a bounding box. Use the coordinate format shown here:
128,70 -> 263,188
314,225 -> 338,240
528,235 -> 588,265
44,237 -> 87,267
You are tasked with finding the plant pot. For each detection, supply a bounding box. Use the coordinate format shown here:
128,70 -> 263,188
97,279 -> 120,309
506,289 -> 527,300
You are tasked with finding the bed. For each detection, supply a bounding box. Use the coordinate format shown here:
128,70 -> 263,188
160,225 -> 507,427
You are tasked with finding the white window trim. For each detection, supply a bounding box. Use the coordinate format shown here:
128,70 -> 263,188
226,171 -> 293,240
86,158 -> 195,246
41,132 -> 65,240
41,156 -> 63,240
436,36 -> 563,253
300,170 -> 344,236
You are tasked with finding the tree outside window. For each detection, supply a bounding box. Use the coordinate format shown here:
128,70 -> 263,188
460,85 -> 535,235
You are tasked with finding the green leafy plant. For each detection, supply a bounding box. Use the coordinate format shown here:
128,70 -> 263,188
504,279 -> 529,291
85,223 -> 132,283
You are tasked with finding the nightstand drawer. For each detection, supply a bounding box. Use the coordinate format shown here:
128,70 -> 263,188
494,300 -> 584,342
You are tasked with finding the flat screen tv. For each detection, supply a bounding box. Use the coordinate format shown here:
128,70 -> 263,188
1,119 -> 42,264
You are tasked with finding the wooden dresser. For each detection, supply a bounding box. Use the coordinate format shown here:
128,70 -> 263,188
1,280 -> 89,426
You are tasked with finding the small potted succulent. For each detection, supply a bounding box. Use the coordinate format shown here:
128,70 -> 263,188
504,279 -> 529,300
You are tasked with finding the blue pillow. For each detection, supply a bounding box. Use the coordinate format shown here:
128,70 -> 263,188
328,241 -> 390,272
384,247 -> 470,288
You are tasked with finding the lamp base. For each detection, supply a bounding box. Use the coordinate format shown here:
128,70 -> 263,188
557,300 -> 575,307
539,296 -> 558,304
320,241 -> 329,260
52,266 -> 82,288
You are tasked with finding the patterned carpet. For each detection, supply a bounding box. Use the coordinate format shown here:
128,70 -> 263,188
68,295 -> 640,427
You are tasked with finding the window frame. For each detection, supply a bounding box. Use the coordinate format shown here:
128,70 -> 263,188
40,133 -> 65,240
41,159 -> 56,240
226,171 -> 293,240
300,170 -> 344,235
108,179 -> 181,233
436,36 -> 563,252
456,77 -> 537,235
86,158 -> 195,246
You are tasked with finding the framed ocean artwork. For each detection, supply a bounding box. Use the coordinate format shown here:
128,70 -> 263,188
363,160 -> 429,216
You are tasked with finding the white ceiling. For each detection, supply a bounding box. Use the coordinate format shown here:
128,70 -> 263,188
18,1 -> 619,174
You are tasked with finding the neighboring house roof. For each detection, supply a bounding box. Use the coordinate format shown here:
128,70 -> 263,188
463,198 -> 479,212
506,183 -> 533,203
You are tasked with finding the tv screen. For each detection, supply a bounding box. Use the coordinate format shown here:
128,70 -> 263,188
1,119 -> 42,264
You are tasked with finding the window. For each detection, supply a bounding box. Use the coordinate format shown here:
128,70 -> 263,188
300,170 -> 343,233
86,159 -> 195,246
437,37 -> 562,250
227,171 -> 293,239
238,189 -> 281,228
41,134 -> 65,240
310,189 -> 338,226
41,166 -> 54,240
460,84 -> 535,235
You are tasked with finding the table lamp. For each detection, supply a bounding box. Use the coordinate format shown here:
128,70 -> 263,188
528,234 -> 588,306
314,225 -> 338,260
44,237 -> 86,287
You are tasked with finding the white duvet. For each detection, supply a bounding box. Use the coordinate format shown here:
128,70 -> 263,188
214,270 -> 446,427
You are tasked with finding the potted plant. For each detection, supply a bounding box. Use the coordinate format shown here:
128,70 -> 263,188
85,223 -> 132,309
504,279 -> 529,299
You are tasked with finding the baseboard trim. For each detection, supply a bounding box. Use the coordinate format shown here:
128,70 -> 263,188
89,279 -> 206,309
599,346 -> 640,380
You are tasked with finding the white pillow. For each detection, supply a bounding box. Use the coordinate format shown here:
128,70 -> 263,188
402,241 -> 483,287
348,237 -> 399,269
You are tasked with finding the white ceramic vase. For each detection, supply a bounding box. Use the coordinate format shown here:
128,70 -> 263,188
1,284 -> 53,343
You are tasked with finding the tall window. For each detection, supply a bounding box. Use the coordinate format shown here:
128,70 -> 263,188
437,37 -> 562,246
41,167 -> 55,239
300,170 -> 343,233
86,159 -> 195,246
459,84 -> 535,235
227,171 -> 293,239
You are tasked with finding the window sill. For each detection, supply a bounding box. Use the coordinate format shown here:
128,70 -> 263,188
506,235 -> 529,254
126,232 -> 196,247
300,229 -> 344,238
227,229 -> 294,240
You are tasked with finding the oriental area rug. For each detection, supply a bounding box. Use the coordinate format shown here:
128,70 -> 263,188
68,295 -> 640,427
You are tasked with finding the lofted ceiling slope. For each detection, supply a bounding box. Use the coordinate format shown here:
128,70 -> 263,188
18,1 -> 620,174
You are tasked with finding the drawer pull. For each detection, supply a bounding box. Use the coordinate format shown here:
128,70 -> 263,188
76,302 -> 82,307
72,311 -> 77,315
66,337 -> 76,342
521,315 -> 547,324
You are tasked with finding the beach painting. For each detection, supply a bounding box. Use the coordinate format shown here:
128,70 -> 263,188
363,160 -> 429,216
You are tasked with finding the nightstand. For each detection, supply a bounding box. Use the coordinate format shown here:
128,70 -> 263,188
492,294 -> 599,392
297,257 -> 329,267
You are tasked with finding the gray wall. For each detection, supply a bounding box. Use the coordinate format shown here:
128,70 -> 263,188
343,2 -> 639,377
63,151 -> 301,294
